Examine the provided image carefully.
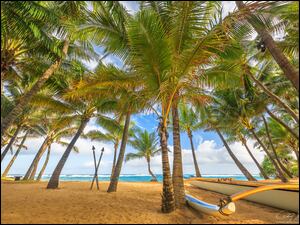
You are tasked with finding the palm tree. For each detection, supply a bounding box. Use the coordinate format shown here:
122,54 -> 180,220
240,134 -> 269,180
126,128 -> 160,182
58,63 -> 142,193
265,107 -> 298,139
216,128 -> 257,181
47,89 -> 118,189
83,117 -> 123,177
1,125 -> 22,162
266,115 -> 299,169
36,140 -> 79,182
204,89 -> 258,181
178,104 -> 202,177
36,145 -> 51,181
248,125 -> 288,183
235,1 -> 299,91
1,130 -> 28,178
83,115 -> 135,178
1,1 -> 97,136
83,1 -> 235,211
261,115 -> 294,178
23,114 -> 79,181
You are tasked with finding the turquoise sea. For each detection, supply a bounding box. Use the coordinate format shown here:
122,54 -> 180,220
14,174 -> 264,182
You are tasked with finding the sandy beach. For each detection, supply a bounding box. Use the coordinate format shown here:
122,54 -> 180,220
1,181 -> 298,224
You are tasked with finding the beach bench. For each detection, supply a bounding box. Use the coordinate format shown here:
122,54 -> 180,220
14,176 -> 22,181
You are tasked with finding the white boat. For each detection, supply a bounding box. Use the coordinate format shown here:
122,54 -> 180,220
189,178 -> 299,213
186,194 -> 236,216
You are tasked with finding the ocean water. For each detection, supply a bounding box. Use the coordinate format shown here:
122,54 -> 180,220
16,174 -> 263,182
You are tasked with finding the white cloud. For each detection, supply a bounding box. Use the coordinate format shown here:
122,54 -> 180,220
122,139 -> 265,175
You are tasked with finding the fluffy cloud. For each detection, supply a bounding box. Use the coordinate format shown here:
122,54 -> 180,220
121,139 -> 265,175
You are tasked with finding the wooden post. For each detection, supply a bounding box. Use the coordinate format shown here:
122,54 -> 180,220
90,147 -> 104,190
91,146 -> 99,190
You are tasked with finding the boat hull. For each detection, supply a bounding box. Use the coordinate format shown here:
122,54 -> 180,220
190,180 -> 299,213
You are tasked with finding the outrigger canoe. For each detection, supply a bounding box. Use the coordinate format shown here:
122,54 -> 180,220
188,178 -> 299,213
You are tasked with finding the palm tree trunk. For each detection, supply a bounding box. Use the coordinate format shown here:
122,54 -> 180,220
1,40 -> 69,137
36,145 -> 51,181
1,125 -> 21,162
159,120 -> 175,213
110,142 -> 119,179
241,137 -> 269,180
23,138 -> 50,180
47,117 -> 89,189
147,158 -> 157,181
188,130 -> 201,178
2,131 -> 28,177
107,112 -> 131,192
236,1 -> 299,91
245,66 -> 298,123
265,107 -> 299,139
216,129 -> 257,181
171,100 -> 185,208
262,115 -> 294,178
249,128 -> 288,182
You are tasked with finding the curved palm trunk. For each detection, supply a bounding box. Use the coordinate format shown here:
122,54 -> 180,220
216,129 -> 256,181
36,145 -> 51,181
1,125 -> 21,162
245,67 -> 298,123
107,112 -> 131,192
47,117 -> 89,189
171,101 -> 185,208
291,145 -> 299,164
187,130 -> 201,178
147,158 -> 157,181
236,1 -> 299,91
110,142 -> 119,179
159,120 -> 175,213
262,116 -> 294,178
241,137 -> 269,180
1,40 -> 69,137
23,137 -> 50,180
265,107 -> 299,139
2,131 -> 28,177
249,128 -> 288,182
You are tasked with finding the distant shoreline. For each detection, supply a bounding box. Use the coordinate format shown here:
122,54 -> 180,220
4,174 -> 264,182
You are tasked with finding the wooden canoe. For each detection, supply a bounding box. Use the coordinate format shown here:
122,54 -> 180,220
189,178 -> 299,213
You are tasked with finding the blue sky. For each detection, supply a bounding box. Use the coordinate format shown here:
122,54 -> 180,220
1,1 -> 267,176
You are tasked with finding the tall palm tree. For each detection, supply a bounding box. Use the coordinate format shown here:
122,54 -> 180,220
1,130 -> 28,178
239,134 -> 269,180
47,89 -> 118,189
204,89 -> 258,181
265,107 -> 298,139
36,145 -> 51,181
36,141 -> 79,182
59,63 -> 142,193
261,115 -> 294,178
178,104 -> 202,177
1,125 -> 22,162
23,113 -> 79,180
1,1 -> 97,136
235,1 -> 299,91
83,116 -> 123,177
83,115 -> 135,178
83,1 -> 235,211
126,128 -> 160,182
